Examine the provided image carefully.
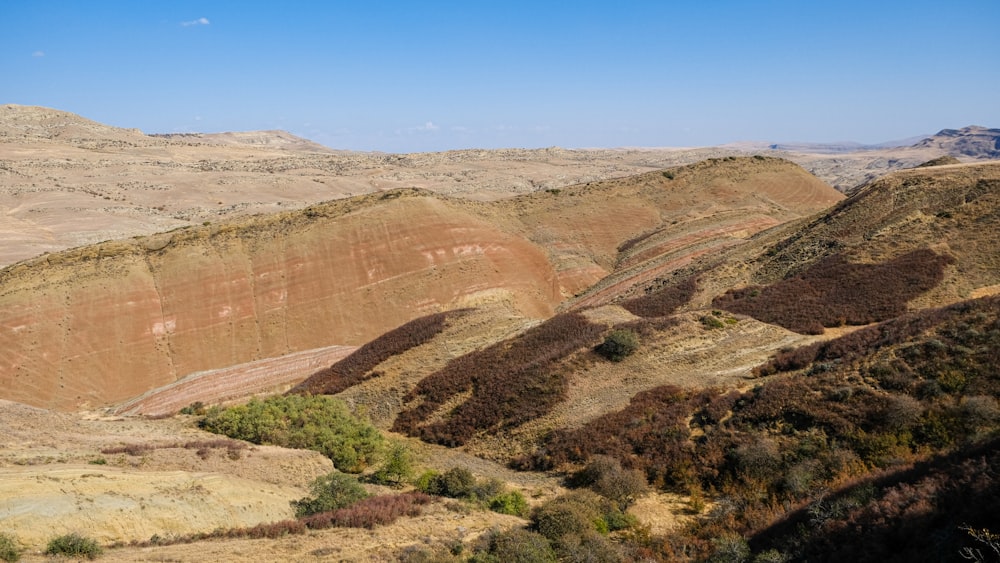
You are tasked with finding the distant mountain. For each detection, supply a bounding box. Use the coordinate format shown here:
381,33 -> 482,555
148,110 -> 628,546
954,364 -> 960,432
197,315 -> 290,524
912,125 -> 1000,159
0,103 -> 147,144
151,130 -> 339,153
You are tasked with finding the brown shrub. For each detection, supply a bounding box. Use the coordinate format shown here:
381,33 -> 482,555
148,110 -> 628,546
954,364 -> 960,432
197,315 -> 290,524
301,493 -> 433,529
714,248 -> 955,334
392,312 -> 605,446
293,310 -> 464,395
621,275 -> 699,318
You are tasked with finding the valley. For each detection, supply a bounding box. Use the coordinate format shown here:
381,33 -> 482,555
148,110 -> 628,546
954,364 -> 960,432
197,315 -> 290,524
0,106 -> 998,561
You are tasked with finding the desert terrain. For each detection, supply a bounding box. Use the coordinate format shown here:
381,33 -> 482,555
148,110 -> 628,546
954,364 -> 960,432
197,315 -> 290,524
1,105 -> 998,561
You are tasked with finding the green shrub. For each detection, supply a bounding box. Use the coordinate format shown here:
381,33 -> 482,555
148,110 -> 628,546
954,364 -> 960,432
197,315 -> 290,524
292,471 -> 369,517
532,490 -> 606,542
367,443 -> 414,487
0,533 -> 21,563
595,329 -> 640,362
44,533 -> 103,559
199,394 -> 383,472
701,314 -> 726,330
489,490 -> 529,517
413,469 -> 441,493
432,467 -> 477,498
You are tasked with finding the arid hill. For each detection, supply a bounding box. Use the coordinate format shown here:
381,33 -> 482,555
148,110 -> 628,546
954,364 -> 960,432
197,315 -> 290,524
0,155 -> 840,412
254,163 -> 999,468
913,125 -> 1000,159
0,104 -> 754,267
3,105 -> 992,268
2,108 -> 999,561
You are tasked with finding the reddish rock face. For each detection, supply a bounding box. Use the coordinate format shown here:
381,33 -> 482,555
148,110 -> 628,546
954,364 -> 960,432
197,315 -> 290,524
0,156 -> 849,412
0,195 -> 560,411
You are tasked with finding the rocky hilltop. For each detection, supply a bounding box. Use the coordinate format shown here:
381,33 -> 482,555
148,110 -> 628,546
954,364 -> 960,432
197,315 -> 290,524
913,125 -> 1000,159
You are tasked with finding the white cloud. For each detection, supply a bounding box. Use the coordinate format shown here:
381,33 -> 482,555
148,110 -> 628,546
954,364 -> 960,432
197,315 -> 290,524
396,122 -> 442,136
181,17 -> 210,26
32,51 -> 44,57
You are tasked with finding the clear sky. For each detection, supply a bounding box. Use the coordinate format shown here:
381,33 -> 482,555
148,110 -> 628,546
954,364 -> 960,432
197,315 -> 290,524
2,1 -> 998,153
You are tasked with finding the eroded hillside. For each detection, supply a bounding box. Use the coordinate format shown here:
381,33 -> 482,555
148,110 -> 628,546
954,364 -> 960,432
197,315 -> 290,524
0,155 -> 842,412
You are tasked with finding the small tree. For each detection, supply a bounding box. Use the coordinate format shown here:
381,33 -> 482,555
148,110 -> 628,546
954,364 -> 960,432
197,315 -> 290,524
572,455 -> 648,509
292,471 -> 369,517
368,443 -> 414,487
595,329 -> 639,362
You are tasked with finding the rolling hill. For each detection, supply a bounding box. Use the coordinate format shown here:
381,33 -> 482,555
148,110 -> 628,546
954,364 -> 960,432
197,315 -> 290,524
1,107 -> 998,561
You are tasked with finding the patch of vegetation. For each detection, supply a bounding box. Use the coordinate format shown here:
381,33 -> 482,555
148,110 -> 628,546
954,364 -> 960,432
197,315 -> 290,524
128,493 -> 434,548
530,490 -> 632,560
45,533 -> 103,559
700,311 -> 726,329
569,455 -> 648,509
713,248 -> 955,334
199,394 -> 383,472
0,533 -> 21,563
621,275 -> 698,318
292,310 -> 462,395
392,312 -> 605,446
470,528 -> 557,563
179,401 -> 205,415
595,329 -> 640,362
299,492 -> 433,530
416,467 -> 529,517
751,440 -> 1000,562
514,295 -> 1000,561
366,442 -> 415,487
291,471 -> 369,517
99,438 -> 247,458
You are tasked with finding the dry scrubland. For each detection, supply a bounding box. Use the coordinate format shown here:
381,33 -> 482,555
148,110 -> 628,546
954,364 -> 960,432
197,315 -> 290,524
1,106 -> 999,561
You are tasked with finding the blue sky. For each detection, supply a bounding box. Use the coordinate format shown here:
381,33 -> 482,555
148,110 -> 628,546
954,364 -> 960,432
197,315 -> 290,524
2,1 -> 998,152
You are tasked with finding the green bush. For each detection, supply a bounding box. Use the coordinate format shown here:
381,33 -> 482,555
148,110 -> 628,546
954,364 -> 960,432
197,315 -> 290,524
292,471 -> 369,517
489,490 -> 529,517
413,469 -> 442,493
471,528 -> 557,563
430,467 -> 477,498
199,394 -> 383,472
44,533 -> 103,559
595,329 -> 640,362
367,443 -> 414,487
0,533 -> 21,563
532,490 -> 606,542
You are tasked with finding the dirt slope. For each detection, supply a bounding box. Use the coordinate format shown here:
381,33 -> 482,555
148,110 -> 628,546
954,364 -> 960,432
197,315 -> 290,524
0,190 -> 565,411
